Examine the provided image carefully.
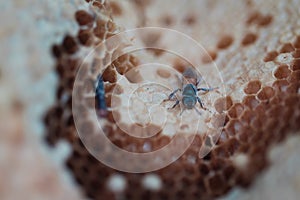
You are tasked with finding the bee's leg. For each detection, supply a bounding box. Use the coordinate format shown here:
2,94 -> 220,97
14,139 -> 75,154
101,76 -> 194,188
169,99 -> 180,110
194,107 -> 202,115
168,88 -> 181,100
197,96 -> 212,113
197,87 -> 218,95
197,96 -> 205,109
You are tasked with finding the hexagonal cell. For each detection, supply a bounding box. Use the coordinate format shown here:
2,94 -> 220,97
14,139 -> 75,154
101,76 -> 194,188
243,80 -> 261,94
214,96 -> 233,113
242,95 -> 259,110
62,35 -> 79,54
201,50 -> 217,64
290,59 -> 300,71
241,32 -> 257,46
102,66 -> 118,83
225,119 -> 243,136
206,173 -> 228,196
292,50 -> 300,58
279,43 -> 295,53
287,70 -> 300,84
226,138 -> 240,155
240,109 -> 255,125
217,35 -> 234,49
272,80 -> 289,92
228,103 -> 244,119
263,51 -> 278,62
257,14 -> 273,26
273,64 -> 291,79
293,35 -> 300,48
75,10 -> 94,26
77,29 -> 94,46
286,82 -> 299,93
257,86 -> 275,101
156,68 -> 171,78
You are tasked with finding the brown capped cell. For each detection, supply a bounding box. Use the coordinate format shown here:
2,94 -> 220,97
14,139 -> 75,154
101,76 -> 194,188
292,50 -> 300,58
238,143 -> 250,153
284,94 -> 299,107
55,63 -> 65,78
294,35 -> 300,48
288,69 -> 300,82
173,62 -> 188,74
62,35 -> 79,54
225,119 -> 242,136
223,164 -> 236,180
202,51 -> 217,64
228,103 -> 244,119
184,14 -> 197,25
241,33 -> 257,46
242,95 -> 259,110
272,80 -> 289,92
156,68 -> 171,78
266,105 -> 282,119
243,80 -> 261,94
217,35 -> 234,49
214,96 -> 233,113
161,15 -> 174,26
280,43 -> 295,53
51,44 -> 63,58
206,173 -> 228,196
212,145 -> 230,158
286,82 -> 299,93
257,86 -> 275,101
75,10 -> 94,26
238,130 -> 249,143
291,59 -> 300,71
199,163 -> 210,175
115,63 -> 128,75
107,110 -> 120,123
102,66 -> 117,83
246,11 -> 260,25
94,19 -> 107,39
263,51 -> 278,62
210,157 -> 226,171
240,109 -> 255,125
257,14 -> 273,26
235,171 -> 254,188
77,29 -> 93,46
155,135 -> 171,150
226,138 -> 240,155
109,1 -> 123,16
274,64 -> 291,79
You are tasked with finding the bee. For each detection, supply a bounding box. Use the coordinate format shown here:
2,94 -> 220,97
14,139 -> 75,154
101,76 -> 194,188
166,68 -> 217,115
95,75 -> 108,117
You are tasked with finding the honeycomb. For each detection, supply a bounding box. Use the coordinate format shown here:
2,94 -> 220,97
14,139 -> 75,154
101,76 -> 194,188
44,0 -> 300,199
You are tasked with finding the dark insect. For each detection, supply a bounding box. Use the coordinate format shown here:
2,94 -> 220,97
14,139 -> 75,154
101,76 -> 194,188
166,68 -> 217,115
95,75 -> 108,117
